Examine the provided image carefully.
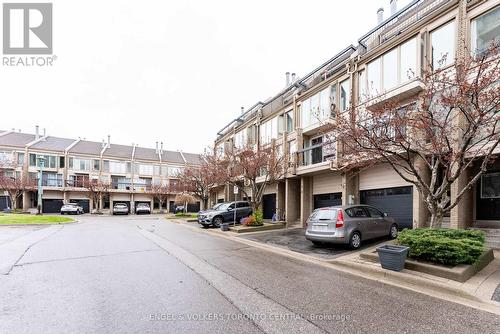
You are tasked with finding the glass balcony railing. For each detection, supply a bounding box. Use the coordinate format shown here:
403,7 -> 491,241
297,143 -> 336,167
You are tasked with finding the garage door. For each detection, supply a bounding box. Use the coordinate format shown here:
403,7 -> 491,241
187,201 -> 200,213
314,193 -> 342,209
70,199 -> 90,213
42,199 -> 64,213
0,196 -> 11,211
361,186 -> 413,229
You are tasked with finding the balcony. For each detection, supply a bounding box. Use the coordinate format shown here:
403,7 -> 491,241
41,177 -> 64,188
364,79 -> 425,111
111,180 -> 132,191
296,142 -> 337,174
133,183 -> 152,192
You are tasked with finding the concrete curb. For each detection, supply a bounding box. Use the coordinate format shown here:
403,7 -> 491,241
165,219 -> 500,315
0,225 -> 63,275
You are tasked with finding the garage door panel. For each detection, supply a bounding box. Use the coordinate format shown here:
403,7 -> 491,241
359,165 -> 411,190
361,186 -> 413,229
42,199 -> 64,213
314,193 -> 342,209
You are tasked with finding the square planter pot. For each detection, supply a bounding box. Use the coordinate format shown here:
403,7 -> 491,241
376,245 -> 409,272
220,223 -> 230,231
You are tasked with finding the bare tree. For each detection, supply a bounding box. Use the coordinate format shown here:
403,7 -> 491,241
147,183 -> 169,213
176,149 -> 220,209
83,178 -> 110,214
328,46 -> 499,228
217,143 -> 289,213
174,192 -> 196,214
0,171 -> 36,211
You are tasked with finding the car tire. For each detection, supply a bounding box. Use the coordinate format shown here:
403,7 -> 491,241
349,232 -> 362,250
212,216 -> 223,228
389,224 -> 398,239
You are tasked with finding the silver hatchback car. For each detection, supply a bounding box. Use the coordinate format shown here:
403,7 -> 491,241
305,205 -> 399,249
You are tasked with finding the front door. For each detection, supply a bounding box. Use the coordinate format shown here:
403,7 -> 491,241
262,194 -> 276,220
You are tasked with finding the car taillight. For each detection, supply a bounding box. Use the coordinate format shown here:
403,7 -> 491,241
335,210 -> 344,228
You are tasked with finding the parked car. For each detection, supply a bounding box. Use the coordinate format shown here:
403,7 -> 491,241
197,201 -> 253,228
135,203 -> 151,215
112,203 -> 129,215
305,205 -> 398,250
174,205 -> 185,213
61,203 -> 84,215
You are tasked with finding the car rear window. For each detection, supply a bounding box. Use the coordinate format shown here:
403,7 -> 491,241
309,209 -> 337,221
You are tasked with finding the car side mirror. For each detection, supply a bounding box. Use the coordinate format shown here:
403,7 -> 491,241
227,208 -> 233,211
383,212 -> 388,217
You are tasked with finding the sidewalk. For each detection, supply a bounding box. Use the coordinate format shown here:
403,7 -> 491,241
166,218 -> 500,315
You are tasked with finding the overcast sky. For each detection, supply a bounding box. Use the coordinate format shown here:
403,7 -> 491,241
1,0 -> 411,153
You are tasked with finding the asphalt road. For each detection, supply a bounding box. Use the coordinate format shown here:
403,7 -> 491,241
0,216 -> 499,334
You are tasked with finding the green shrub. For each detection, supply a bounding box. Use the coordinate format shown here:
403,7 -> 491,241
397,228 -> 485,266
254,209 -> 263,224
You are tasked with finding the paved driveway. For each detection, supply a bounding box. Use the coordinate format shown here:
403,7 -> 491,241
1,215 -> 498,334
239,227 -> 387,260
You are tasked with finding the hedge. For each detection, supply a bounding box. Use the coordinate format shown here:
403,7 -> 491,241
397,228 -> 485,266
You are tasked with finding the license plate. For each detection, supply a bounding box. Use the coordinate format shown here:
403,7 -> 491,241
312,225 -> 328,232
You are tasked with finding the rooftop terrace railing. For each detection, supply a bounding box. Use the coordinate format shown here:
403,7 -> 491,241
358,0 -> 453,54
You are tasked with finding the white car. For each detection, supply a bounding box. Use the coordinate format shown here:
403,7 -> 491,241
113,203 -> 129,215
61,203 -> 84,215
135,203 -> 151,215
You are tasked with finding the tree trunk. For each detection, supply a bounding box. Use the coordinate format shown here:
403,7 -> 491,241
10,195 -> 17,210
429,209 -> 443,229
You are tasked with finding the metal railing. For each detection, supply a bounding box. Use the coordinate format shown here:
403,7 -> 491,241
358,0 -> 452,53
297,142 -> 336,167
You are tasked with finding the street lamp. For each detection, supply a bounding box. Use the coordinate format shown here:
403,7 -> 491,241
37,156 -> 46,215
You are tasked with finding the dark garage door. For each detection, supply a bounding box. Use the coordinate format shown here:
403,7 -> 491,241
187,201 -> 200,213
42,199 -> 64,213
70,199 -> 90,213
0,196 -> 11,211
361,186 -> 413,229
314,193 -> 342,209
263,194 -> 276,219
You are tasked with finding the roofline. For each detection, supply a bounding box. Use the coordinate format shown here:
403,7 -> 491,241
26,135 -> 47,148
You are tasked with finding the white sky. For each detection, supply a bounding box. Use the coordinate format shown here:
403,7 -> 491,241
1,0 -> 411,153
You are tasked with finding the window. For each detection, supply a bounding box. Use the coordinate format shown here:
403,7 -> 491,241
59,156 -> 65,168
481,172 -> 500,199
259,117 -> 278,145
431,20 -> 456,69
366,207 -> 384,218
103,160 -> 109,172
383,48 -> 398,90
17,152 -> 24,166
400,37 -> 417,80
471,6 -> 500,56
161,166 -> 168,176
363,37 -> 418,98
285,110 -> 294,132
138,164 -> 153,175
109,161 -> 127,174
48,156 -> 56,168
339,79 -> 350,111
300,85 -> 334,127
29,153 -> 37,166
93,159 -> 100,171
154,165 -> 160,176
236,202 -> 249,208
168,166 -> 183,177
234,129 -> 247,149
367,57 -> 381,94
358,70 -> 367,102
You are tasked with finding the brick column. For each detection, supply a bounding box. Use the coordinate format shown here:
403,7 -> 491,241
300,176 -> 312,226
342,172 -> 358,205
285,178 -> 300,223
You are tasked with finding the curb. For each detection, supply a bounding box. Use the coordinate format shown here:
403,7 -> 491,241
165,219 -> 500,315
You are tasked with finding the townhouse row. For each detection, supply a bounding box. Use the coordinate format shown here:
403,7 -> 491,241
212,0 -> 500,230
0,127 -> 201,214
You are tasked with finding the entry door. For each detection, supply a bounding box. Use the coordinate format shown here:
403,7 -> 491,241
262,194 -> 276,219
311,137 -> 323,164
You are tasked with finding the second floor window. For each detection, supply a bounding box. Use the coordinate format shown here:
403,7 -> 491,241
431,20 -> 455,69
259,117 -> 278,145
471,5 -> 500,56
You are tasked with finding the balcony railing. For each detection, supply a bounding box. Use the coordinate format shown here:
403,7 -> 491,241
111,181 -> 131,190
42,178 -> 64,187
358,0 -> 452,53
133,183 -> 152,192
297,142 -> 336,167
